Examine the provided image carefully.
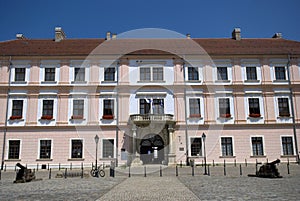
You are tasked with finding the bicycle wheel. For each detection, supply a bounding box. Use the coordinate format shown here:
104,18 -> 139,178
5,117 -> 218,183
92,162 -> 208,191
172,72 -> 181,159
99,169 -> 105,177
90,169 -> 97,177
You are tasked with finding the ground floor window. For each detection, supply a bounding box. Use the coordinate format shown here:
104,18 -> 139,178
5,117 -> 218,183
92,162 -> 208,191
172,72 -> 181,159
190,137 -> 202,156
39,140 -> 52,159
8,140 -> 20,159
71,139 -> 83,158
221,137 -> 233,156
251,137 -> 264,156
103,139 -> 114,158
282,136 -> 294,155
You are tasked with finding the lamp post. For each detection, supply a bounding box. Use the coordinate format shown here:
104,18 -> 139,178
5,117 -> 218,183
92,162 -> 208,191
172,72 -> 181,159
94,135 -> 99,177
202,132 -> 207,175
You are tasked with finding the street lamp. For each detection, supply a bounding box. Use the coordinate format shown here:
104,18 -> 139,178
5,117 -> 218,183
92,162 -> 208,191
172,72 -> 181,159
94,134 -> 99,177
202,132 -> 207,175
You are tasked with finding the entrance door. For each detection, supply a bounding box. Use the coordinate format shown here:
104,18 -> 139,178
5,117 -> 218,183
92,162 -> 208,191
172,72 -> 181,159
140,134 -> 164,164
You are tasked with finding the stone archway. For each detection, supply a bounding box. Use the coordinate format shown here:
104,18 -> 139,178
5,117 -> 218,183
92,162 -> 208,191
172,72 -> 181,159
140,134 -> 164,164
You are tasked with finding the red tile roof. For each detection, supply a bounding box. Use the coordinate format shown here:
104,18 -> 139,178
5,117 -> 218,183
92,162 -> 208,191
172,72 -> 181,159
0,38 -> 300,56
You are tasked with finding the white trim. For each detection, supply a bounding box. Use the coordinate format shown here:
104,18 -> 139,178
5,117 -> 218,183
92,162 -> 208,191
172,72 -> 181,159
37,138 -> 53,160
249,135 -> 265,157
280,135 -> 295,156
70,138 -> 84,159
6,139 -> 22,160
244,94 -> 264,124
7,96 -> 27,126
37,96 -> 57,126
219,136 -> 235,157
188,136 -> 203,157
101,138 -> 116,158
10,63 -> 30,85
40,61 -> 60,84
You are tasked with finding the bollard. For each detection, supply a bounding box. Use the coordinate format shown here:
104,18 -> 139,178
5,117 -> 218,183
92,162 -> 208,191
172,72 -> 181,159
70,163 -> 72,170
202,160 -> 203,167
49,168 -> 51,179
180,160 -> 182,168
81,168 -> 83,179
239,164 -> 242,176
234,159 -> 236,167
213,160 -> 215,167
175,165 -> 178,177
110,161 -> 115,177
92,162 -> 94,169
4,164 -> 6,172
208,165 -> 210,176
37,163 -> 39,171
224,160 -> 226,176
59,163 -> 61,171
144,166 -> 147,177
0,169 -> 1,180
103,162 -> 105,169
65,168 -> 67,179
192,165 -> 194,176
255,159 -> 258,174
160,166 -> 162,177
81,162 -> 83,170
245,159 -> 247,167
48,163 -> 50,171
287,158 -> 290,174
128,166 -> 131,177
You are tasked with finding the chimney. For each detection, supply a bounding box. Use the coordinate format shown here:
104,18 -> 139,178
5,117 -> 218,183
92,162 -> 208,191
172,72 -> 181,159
272,32 -> 282,39
186,33 -> 191,39
106,31 -> 111,40
112,33 -> 117,40
55,27 -> 66,42
232,28 -> 241,40
16,34 -> 26,40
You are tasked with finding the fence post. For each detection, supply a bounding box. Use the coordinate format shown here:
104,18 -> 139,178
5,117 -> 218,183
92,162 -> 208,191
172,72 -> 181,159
208,165 -> 210,176
180,160 -> 183,168
160,166 -> 162,177
144,166 -> 146,177
37,163 -> 39,171
48,163 -> 50,171
287,158 -> 290,174
70,163 -> 72,170
234,159 -> 236,167
223,159 -> 226,176
192,165 -> 194,176
239,164 -> 242,176
64,168 -> 67,179
49,168 -> 51,179
213,160 -> 215,167
176,165 -> 178,177
128,166 -> 131,177
4,164 -> 6,172
59,163 -> 61,171
245,159 -> 247,167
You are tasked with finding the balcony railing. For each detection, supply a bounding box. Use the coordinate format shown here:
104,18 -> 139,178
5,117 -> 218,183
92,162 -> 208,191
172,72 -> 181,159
130,114 -> 175,123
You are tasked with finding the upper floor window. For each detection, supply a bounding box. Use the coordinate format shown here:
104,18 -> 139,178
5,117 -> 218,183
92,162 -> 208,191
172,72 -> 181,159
221,137 -> 233,157
282,136 -> 294,155
190,137 -> 202,156
278,98 -> 290,117
72,100 -> 84,119
10,100 -> 23,120
139,98 -> 164,114
39,140 -> 51,159
103,99 -> 114,119
188,67 -> 199,81
246,67 -> 257,80
217,67 -> 228,81
140,67 -> 163,82
44,68 -> 56,82
15,68 -> 26,82
140,99 -> 151,115
275,66 -> 286,80
219,98 -> 231,118
189,98 -> 201,118
251,137 -> 264,156
104,67 -> 116,81
8,140 -> 20,159
41,100 -> 54,120
71,139 -> 83,159
153,99 -> 164,114
74,68 -> 85,82
248,98 -> 261,117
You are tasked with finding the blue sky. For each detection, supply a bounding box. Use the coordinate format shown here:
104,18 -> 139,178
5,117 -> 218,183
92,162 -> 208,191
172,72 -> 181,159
0,0 -> 300,41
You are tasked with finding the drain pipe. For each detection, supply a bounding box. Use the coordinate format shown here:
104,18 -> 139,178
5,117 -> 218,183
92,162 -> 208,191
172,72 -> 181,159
1,56 -> 12,170
287,55 -> 299,164
182,59 -> 189,166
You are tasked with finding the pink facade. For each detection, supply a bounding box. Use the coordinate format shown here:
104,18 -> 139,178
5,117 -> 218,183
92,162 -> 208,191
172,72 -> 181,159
0,28 -> 300,169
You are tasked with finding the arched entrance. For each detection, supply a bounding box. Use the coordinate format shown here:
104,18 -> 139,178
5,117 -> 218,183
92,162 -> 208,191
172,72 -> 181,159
140,134 -> 164,164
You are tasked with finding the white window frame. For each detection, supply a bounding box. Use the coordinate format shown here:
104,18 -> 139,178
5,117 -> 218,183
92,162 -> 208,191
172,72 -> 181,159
241,59 -> 261,84
244,92 -> 264,123
70,138 -> 84,159
10,62 -> 30,85
219,136 -> 235,157
280,135 -> 295,156
270,59 -> 289,83
40,61 -> 60,84
37,94 -> 58,125
185,66 -> 203,83
138,65 -> 165,82
249,135 -> 265,157
215,93 -> 234,123
99,95 -> 117,121
6,139 -> 22,160
7,95 -> 27,126
38,138 -> 53,160
188,136 -> 203,157
68,94 -> 88,124
213,60 -> 232,84
70,60 -> 90,84
101,138 -> 115,158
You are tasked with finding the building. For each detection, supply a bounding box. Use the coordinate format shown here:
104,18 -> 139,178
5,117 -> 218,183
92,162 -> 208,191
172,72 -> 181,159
1,28 -> 300,170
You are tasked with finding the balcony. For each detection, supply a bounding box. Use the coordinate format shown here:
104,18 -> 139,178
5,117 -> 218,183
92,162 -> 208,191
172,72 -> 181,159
130,114 -> 175,126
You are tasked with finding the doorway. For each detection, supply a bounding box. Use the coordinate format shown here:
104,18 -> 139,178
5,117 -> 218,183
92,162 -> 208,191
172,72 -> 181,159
140,134 -> 164,164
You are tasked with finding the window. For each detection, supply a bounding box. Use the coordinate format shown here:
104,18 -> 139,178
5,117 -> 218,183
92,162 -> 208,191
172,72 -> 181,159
10,100 -> 23,120
221,137 -> 233,156
248,98 -> 260,117
74,68 -> 85,82
275,66 -> 286,80
41,100 -> 54,119
278,98 -> 290,117
44,68 -> 56,82
153,67 -> 163,81
140,68 -> 151,81
190,138 -> 202,156
140,99 -> 151,115
103,139 -> 114,158
72,100 -> 84,119
39,140 -> 51,159
246,67 -> 257,80
140,67 -> 164,81
104,67 -> 115,81
103,99 -> 114,119
219,98 -> 231,118
153,99 -> 164,114
282,137 -> 294,155
8,140 -> 20,159
217,67 -> 228,80
15,68 -> 26,82
188,67 -> 199,81
251,137 -> 264,156
71,139 -> 83,158
189,98 -> 201,118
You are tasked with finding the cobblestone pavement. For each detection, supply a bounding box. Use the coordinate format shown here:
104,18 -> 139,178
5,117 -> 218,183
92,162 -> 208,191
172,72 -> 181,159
0,164 -> 299,200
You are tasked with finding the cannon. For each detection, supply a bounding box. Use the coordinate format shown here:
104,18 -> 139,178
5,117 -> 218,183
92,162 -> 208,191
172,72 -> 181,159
14,163 -> 36,183
248,159 -> 282,178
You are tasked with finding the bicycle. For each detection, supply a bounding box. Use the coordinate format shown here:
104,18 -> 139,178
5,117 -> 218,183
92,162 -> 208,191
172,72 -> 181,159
90,165 -> 105,177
